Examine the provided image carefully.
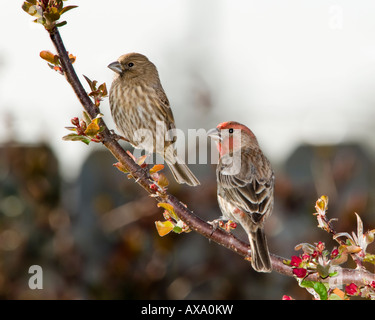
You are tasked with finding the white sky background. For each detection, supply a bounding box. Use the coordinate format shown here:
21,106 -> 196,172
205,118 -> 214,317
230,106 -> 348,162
1,0 -> 375,180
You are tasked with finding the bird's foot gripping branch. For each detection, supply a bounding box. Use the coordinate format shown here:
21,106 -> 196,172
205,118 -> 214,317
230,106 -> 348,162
23,0 -> 375,299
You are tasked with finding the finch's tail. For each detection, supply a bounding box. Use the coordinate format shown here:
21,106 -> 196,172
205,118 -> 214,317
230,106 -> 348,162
248,227 -> 272,273
166,161 -> 200,186
164,151 -> 200,186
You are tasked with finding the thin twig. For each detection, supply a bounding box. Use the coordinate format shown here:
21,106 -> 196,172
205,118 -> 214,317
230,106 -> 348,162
47,27 -> 374,286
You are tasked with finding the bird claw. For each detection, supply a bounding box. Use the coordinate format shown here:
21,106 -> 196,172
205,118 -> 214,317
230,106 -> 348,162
110,130 -> 129,142
245,250 -> 252,262
208,219 -> 237,236
208,219 -> 221,237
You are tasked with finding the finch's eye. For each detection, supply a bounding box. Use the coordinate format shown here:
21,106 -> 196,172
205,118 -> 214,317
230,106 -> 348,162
229,128 -> 234,134
128,62 -> 134,67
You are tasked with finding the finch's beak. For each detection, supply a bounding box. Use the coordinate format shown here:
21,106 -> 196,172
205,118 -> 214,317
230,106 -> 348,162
207,127 -> 222,141
108,61 -> 122,74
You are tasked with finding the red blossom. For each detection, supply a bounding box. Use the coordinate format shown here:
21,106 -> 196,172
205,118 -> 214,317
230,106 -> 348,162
371,281 -> 375,289
290,256 -> 302,267
218,221 -> 225,229
150,184 -> 158,192
282,295 -> 293,300
228,221 -> 237,229
71,117 -> 79,126
345,283 -> 359,296
293,267 -> 307,278
331,248 -> 339,258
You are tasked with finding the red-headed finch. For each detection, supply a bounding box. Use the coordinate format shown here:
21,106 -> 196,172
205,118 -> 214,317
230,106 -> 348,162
108,53 -> 200,186
208,121 -> 274,272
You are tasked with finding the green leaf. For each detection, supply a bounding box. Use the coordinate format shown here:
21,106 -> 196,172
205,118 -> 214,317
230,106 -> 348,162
55,0 -> 64,11
98,82 -> 108,96
172,226 -> 183,234
328,271 -> 338,277
157,203 -> 174,214
84,114 -> 103,136
282,259 -> 291,266
22,2 -> 33,14
83,75 -> 96,92
92,113 -> 104,123
364,253 -> 375,265
62,133 -> 78,140
60,5 -> 78,15
84,121 -> 100,136
64,126 -> 77,131
300,280 -> 328,300
317,195 -> 329,211
155,221 -> 174,237
44,10 -> 60,23
50,6 -> 59,15
300,280 -> 315,289
157,203 -> 178,221
55,21 -> 67,28
82,111 -> 91,126
62,133 -> 90,145
313,282 -> 328,300
22,3 -> 42,17
156,173 -> 169,189
53,54 -> 60,65
316,264 -> 330,279
33,17 -> 45,24
113,162 -> 129,173
136,155 -> 148,166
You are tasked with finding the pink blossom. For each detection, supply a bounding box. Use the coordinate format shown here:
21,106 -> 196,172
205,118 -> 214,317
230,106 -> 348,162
316,241 -> 325,253
302,254 -> 310,262
331,248 -> 339,258
290,256 -> 302,267
345,283 -> 359,296
293,267 -> 307,278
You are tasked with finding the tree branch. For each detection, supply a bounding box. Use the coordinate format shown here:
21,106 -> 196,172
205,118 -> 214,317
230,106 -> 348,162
47,27 -> 374,286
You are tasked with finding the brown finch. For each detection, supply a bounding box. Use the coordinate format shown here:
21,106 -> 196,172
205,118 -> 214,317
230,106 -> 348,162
108,53 -> 200,186
208,121 -> 274,272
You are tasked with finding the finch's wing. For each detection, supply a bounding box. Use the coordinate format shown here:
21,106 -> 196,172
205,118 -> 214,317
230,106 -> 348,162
153,85 -> 176,143
154,86 -> 174,126
217,149 -> 274,223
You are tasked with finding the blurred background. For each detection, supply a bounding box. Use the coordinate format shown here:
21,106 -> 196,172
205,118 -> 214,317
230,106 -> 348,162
0,0 -> 375,299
